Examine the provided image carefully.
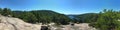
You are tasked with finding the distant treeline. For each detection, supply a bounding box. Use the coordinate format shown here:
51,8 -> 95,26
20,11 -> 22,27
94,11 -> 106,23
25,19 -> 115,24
1,8 -> 120,30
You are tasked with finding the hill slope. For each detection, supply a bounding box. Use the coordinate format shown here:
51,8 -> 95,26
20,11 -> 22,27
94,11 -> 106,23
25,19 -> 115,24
12,10 -> 71,25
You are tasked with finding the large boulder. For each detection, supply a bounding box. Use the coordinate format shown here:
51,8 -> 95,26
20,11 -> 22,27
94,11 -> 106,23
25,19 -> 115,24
0,15 -> 41,30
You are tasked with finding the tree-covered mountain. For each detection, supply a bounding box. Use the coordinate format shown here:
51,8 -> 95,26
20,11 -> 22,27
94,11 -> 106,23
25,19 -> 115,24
0,8 -> 71,25
13,10 -> 71,25
69,13 -> 99,23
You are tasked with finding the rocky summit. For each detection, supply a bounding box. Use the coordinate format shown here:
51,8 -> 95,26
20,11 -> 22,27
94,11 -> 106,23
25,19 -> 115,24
0,15 -> 96,30
0,15 -> 41,30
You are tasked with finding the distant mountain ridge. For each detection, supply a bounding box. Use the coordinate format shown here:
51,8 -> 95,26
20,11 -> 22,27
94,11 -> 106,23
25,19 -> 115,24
67,15 -> 78,20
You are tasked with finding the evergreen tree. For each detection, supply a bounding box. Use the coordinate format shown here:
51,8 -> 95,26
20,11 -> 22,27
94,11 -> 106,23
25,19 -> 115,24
90,9 -> 120,30
2,8 -> 12,16
0,8 -> 2,14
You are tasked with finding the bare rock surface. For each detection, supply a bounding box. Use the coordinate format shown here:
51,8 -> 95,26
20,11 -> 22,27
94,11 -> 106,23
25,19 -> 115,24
0,15 -> 96,30
0,15 -> 41,30
59,23 -> 97,30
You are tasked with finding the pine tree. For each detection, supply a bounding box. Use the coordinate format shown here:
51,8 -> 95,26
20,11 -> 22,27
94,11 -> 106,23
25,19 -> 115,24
0,8 -> 2,14
2,8 -> 12,16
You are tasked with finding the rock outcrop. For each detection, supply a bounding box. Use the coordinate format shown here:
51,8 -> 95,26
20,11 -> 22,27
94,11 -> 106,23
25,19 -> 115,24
0,15 -> 41,30
60,23 -> 97,30
0,15 -> 96,30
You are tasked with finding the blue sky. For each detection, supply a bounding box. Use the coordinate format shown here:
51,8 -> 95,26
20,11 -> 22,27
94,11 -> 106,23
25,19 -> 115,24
0,0 -> 120,14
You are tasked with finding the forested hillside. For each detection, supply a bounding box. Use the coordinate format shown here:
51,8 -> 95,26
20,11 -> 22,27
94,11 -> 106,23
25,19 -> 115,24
73,13 -> 99,23
0,8 -> 71,25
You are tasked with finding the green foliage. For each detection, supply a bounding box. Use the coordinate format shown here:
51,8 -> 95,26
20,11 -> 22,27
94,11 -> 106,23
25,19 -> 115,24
75,13 -> 98,23
29,10 -> 70,25
1,8 -> 12,16
12,10 -> 71,25
19,12 -> 38,23
0,8 -> 71,25
0,8 -> 2,14
90,9 -> 120,30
